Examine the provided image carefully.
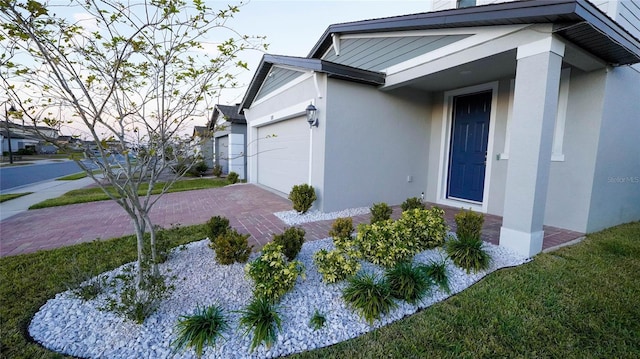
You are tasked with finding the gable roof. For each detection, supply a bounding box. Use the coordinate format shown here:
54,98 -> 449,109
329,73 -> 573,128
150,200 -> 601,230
239,55 -> 385,111
192,126 -> 209,137
209,104 -> 247,131
308,0 -> 640,66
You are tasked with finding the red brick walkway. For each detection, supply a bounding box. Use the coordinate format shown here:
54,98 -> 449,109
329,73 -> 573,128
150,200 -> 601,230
0,184 -> 583,257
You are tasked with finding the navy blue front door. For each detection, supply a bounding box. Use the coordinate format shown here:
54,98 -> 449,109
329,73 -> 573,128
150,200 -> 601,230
447,91 -> 492,202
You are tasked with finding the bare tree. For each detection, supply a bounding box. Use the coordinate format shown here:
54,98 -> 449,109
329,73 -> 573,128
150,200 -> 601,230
0,0 -> 265,291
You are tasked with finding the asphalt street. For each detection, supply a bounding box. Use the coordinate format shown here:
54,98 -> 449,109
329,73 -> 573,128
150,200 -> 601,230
0,160 -> 84,191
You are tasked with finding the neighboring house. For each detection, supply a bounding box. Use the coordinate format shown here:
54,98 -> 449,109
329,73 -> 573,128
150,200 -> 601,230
1,122 -> 58,154
239,0 -> 640,257
209,104 -> 247,179
192,126 -> 214,167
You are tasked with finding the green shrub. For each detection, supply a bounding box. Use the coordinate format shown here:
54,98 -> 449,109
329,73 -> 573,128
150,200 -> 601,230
309,309 -> 327,331
210,229 -> 252,265
190,161 -> 208,176
313,249 -> 361,284
395,207 -> 448,252
288,184 -> 316,214
385,262 -> 432,304
355,220 -> 413,268
342,272 -> 397,325
245,242 -> 305,303
446,235 -> 491,273
370,202 -> 392,224
212,164 -> 223,177
401,197 -> 425,212
102,265 -> 174,324
206,215 -> 231,241
272,227 -> 306,261
171,304 -> 229,358
455,208 -> 484,241
227,171 -> 239,184
237,296 -> 282,352
329,217 -> 355,251
420,259 -> 450,293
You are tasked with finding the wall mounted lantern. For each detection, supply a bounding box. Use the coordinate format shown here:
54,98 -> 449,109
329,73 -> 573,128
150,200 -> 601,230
305,103 -> 318,128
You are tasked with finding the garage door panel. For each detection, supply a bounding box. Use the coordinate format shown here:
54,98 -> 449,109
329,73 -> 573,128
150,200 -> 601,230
257,117 -> 309,194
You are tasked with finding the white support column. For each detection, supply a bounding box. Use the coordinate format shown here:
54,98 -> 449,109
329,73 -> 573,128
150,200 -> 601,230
499,37 -> 565,257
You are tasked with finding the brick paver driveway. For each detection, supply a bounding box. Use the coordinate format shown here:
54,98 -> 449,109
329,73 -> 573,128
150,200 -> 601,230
0,183 -> 583,257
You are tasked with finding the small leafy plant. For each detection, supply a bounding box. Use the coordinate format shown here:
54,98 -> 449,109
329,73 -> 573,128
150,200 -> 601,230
171,304 -> 229,358
246,242 -> 305,302
272,227 -> 306,261
370,202 -> 392,224
395,207 -> 448,251
227,171 -> 239,184
455,208 -> 484,241
446,235 -> 491,273
288,184 -> 316,214
385,261 -> 432,304
70,275 -> 106,301
210,229 -> 252,265
102,264 -> 174,323
313,249 -> 361,284
206,215 -> 231,241
212,164 -> 223,177
355,220 -> 413,268
342,272 -> 397,325
309,309 -> 327,331
420,258 -> 450,293
329,217 -> 356,252
237,296 -> 282,352
401,197 -> 425,212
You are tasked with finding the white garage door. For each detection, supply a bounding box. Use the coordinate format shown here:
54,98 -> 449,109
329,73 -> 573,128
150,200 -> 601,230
257,116 -> 309,194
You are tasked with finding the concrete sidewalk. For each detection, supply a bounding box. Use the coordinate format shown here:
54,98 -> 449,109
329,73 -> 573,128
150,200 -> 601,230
0,177 -> 95,221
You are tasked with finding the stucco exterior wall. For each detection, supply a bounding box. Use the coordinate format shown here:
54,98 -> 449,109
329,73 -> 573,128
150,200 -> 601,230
543,68 -> 607,232
321,80 -> 431,212
586,65 -> 640,232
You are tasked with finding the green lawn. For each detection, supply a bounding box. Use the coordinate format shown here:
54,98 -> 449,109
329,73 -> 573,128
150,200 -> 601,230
0,221 -> 638,358
29,178 -> 230,209
0,192 -> 32,203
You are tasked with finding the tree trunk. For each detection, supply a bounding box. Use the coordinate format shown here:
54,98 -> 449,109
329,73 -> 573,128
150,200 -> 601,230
144,214 -> 159,277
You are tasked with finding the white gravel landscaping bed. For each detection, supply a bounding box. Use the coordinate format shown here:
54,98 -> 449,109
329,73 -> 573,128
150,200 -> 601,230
29,238 -> 529,359
274,207 -> 370,226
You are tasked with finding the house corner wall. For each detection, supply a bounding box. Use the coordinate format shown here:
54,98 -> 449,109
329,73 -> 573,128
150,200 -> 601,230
543,68 -> 607,232
586,65 -> 640,232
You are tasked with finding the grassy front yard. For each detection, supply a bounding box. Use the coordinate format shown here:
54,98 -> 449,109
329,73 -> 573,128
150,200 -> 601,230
29,177 -> 230,209
0,221 -> 638,358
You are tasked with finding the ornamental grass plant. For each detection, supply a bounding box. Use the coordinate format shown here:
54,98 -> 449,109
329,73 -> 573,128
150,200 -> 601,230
385,262 -> 432,304
237,296 -> 282,352
171,304 -> 229,358
342,272 -> 397,325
